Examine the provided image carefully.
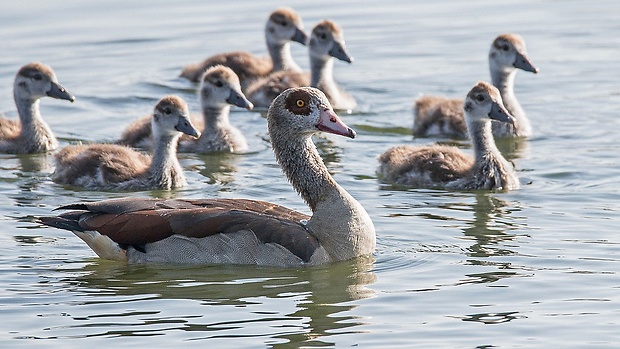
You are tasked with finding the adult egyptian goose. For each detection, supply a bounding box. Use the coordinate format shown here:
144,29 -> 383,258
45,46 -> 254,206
413,34 -> 538,138
0,62 -> 75,153
52,95 -> 200,191
118,66 -> 253,153
180,7 -> 308,90
379,82 -> 520,191
245,20 -> 356,111
39,87 -> 375,266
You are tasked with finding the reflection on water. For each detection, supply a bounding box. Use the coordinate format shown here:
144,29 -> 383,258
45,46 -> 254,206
495,136 -> 530,162
195,152 -> 241,185
461,193 -> 519,258
38,256 -> 377,345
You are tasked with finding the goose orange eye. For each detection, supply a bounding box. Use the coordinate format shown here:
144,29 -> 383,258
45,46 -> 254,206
296,99 -> 305,108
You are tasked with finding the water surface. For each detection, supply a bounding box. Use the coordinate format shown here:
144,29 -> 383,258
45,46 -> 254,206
1,0 -> 619,347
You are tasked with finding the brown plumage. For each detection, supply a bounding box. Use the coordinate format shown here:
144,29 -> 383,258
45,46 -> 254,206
53,95 -> 200,191
180,8 -> 308,90
0,62 -> 75,153
39,87 -> 375,266
380,82 -> 520,191
413,33 -> 539,139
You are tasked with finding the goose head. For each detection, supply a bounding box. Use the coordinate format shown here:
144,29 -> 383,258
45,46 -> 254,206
309,20 -> 353,63
265,7 -> 308,46
199,65 -> 253,110
268,86 -> 355,139
14,62 -> 75,102
489,34 -> 539,75
464,82 -> 516,124
152,96 -> 200,139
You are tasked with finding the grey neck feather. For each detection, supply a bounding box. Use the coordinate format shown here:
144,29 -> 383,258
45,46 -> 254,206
267,41 -> 300,72
467,118 -> 516,188
149,133 -> 184,188
310,55 -> 334,89
468,119 -> 501,162
14,92 -> 57,151
270,125 -> 376,261
271,131 -> 336,212
202,105 -> 231,134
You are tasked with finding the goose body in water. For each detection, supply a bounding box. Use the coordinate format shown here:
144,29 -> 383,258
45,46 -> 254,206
119,65 -> 253,153
52,96 -> 199,191
39,87 -> 375,266
379,82 -> 520,191
180,7 -> 308,91
413,34 -> 538,138
246,20 -> 356,111
0,62 -> 75,153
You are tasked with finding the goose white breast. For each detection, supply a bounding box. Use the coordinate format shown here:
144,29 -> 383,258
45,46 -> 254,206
0,62 -> 75,154
413,33 -> 538,139
246,19 -> 356,111
52,95 -> 200,191
119,65 -> 253,153
180,7 -> 308,91
379,81 -> 520,191
39,87 -> 375,266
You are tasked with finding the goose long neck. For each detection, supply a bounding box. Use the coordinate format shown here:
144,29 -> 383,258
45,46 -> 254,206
267,40 -> 300,72
14,92 -> 40,125
490,67 -> 524,120
272,132 -> 337,212
150,133 -> 184,188
270,126 -> 376,261
14,90 -> 57,151
202,105 -> 231,134
468,119 -> 500,162
310,55 -> 334,89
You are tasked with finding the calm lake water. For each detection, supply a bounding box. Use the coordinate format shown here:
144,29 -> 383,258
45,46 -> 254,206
1,0 -> 619,347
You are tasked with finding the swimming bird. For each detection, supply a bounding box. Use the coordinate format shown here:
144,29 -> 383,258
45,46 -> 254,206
39,87 -> 375,266
118,65 -> 253,153
180,7 -> 308,90
0,62 -> 75,153
52,95 -> 200,191
245,20 -> 356,111
413,34 -> 538,138
379,82 -> 520,191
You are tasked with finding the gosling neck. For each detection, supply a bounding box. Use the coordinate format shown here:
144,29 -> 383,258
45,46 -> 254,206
267,40 -> 301,72
202,105 -> 231,134
14,91 -> 58,152
490,67 -> 529,134
150,133 -> 185,189
468,119 -> 501,163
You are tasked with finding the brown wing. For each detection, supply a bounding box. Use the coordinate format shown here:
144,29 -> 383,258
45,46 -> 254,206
413,96 -> 467,138
41,197 -> 318,262
0,118 -> 21,139
379,145 -> 473,184
181,51 -> 273,87
53,144 -> 150,184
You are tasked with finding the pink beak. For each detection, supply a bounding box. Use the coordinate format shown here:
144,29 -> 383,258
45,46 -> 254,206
316,107 -> 356,139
